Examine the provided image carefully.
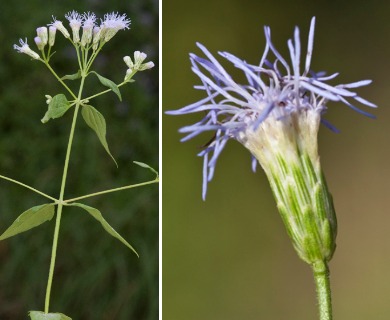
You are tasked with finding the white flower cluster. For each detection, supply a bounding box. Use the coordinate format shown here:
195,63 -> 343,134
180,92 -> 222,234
14,11 -> 132,59
123,51 -> 155,81
51,11 -> 131,48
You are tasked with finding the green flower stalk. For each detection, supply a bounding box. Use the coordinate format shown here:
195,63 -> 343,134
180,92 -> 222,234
168,17 -> 376,320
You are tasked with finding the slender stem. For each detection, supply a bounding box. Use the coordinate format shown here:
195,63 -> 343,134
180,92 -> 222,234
63,178 -> 158,203
44,75 -> 86,313
0,174 -> 57,201
312,261 -> 332,320
44,62 -> 77,100
83,82 -> 127,101
74,44 -> 83,71
85,44 -> 103,72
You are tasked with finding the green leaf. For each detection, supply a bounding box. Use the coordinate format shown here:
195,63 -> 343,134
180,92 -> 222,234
61,70 -> 81,81
41,94 -> 71,123
81,104 -> 117,166
70,203 -> 138,257
133,161 -> 159,177
0,204 -> 55,240
29,311 -> 72,320
91,71 -> 122,101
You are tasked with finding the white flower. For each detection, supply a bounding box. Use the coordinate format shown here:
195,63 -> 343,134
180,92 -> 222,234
13,38 -> 40,60
48,16 -> 70,39
100,12 -> 131,42
65,10 -> 82,43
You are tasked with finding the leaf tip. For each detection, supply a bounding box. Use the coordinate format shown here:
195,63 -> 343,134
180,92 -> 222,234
133,161 -> 159,177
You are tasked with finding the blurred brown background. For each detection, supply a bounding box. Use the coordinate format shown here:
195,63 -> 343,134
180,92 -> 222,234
163,0 -> 390,319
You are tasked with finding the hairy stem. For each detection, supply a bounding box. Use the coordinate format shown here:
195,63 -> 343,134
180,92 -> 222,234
313,261 -> 332,320
44,75 -> 85,313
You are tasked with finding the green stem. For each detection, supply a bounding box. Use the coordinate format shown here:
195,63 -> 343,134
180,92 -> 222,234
0,174 -> 57,201
44,62 -> 77,100
85,44 -> 103,72
83,82 -> 127,101
312,261 -> 333,320
63,178 -> 158,203
74,44 -> 83,71
44,75 -> 86,313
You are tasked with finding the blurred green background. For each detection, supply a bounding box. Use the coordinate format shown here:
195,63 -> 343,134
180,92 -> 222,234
0,0 -> 158,319
163,0 -> 390,319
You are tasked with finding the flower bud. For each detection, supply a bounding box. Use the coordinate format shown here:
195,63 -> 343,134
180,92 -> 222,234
36,27 -> 48,46
34,36 -> 45,51
133,51 -> 147,64
123,52 -> 154,81
48,17 -> 70,39
125,68 -> 134,79
123,56 -> 131,66
45,95 -> 52,104
139,61 -> 154,71
48,26 -> 57,47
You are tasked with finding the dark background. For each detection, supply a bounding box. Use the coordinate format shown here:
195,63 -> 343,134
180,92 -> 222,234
0,0 -> 158,319
163,1 -> 390,319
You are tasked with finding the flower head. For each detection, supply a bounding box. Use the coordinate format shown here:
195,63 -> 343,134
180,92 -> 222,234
48,16 -> 70,39
167,17 -> 376,200
13,38 -> 40,60
48,26 -> 57,47
81,12 -> 97,46
65,10 -> 83,43
100,12 -> 131,42
83,12 -> 96,28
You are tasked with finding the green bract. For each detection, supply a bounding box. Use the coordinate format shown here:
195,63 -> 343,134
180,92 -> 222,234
269,154 -> 336,264
242,109 -> 337,266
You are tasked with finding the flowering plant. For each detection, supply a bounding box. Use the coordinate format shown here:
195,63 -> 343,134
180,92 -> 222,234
168,17 -> 375,320
1,11 -> 158,319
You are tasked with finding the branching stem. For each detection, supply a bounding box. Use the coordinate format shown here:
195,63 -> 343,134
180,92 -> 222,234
0,174 -> 57,201
44,62 -> 77,100
44,75 -> 85,313
64,178 -> 159,203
